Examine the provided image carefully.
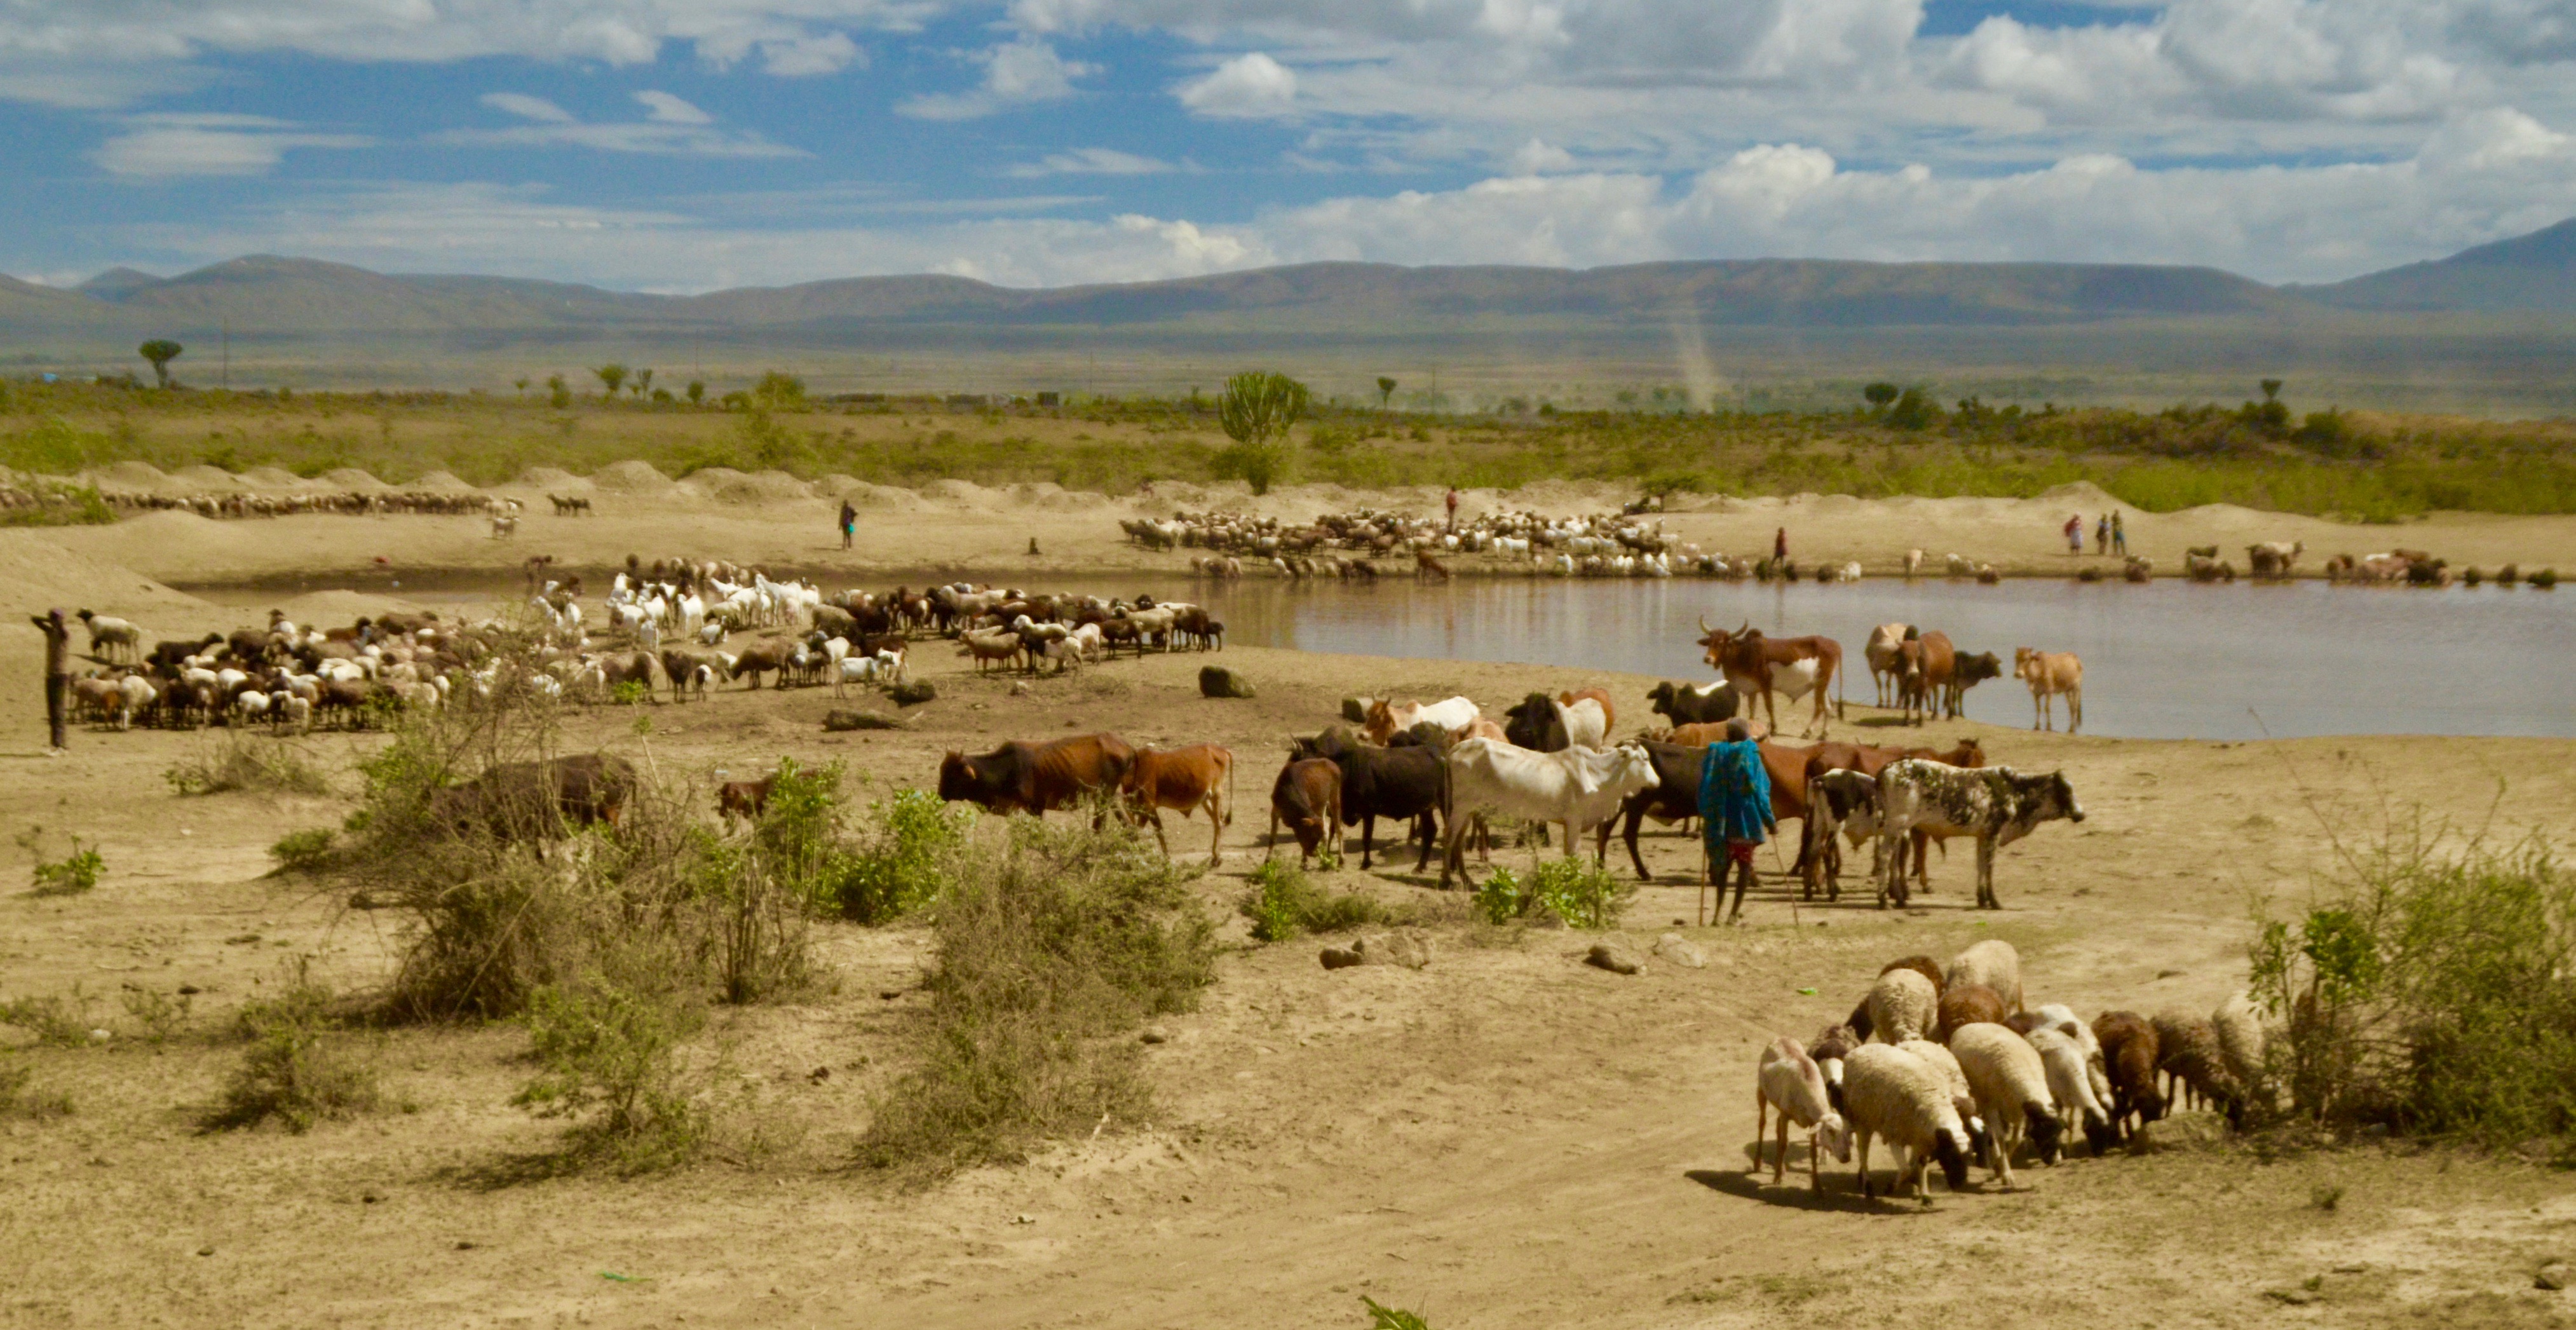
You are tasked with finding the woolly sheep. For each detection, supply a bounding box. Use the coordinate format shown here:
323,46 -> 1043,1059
1937,982 -> 2010,1043
1945,939 -> 2025,1012
1897,1037 -> 1992,1164
1848,955 -> 1945,1040
2026,1024 -> 2118,1156
1949,1022 -> 2065,1188
1808,1023 -> 1860,1114
1755,1036 -> 1851,1191
2026,1002 -> 2115,1124
1864,967 -> 1939,1046
2211,992 -> 2267,1111
2093,1010 -> 2166,1139
2153,1008 -> 2245,1123
1842,1043 -> 1974,1201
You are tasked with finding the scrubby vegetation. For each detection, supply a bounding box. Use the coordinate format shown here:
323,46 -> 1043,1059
165,735 -> 332,797
2250,821 -> 2575,1156
4,376 -> 2572,518
208,962 -> 382,1134
1238,860 -> 1398,942
18,826 -> 103,897
858,815 -> 1217,1177
1475,858 -> 1634,930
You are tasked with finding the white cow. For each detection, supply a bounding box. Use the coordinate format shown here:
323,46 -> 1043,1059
1437,738 -> 1661,889
1365,695 -> 1481,743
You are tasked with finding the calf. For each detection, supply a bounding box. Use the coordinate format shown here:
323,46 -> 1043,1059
1875,761 -> 2084,909
1266,758 -> 1344,868
1644,679 -> 1739,728
1289,726 -> 1446,872
1438,738 -> 1660,889
717,776 -> 777,826
1122,744 -> 1235,865
937,733 -> 1135,817
1362,696 -> 1480,745
2014,648 -> 2084,733
1948,651 -> 2003,717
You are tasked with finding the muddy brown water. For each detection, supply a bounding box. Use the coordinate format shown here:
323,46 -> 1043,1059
183,567 -> 2573,740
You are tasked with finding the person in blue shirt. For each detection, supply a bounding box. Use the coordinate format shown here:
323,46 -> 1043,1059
1698,718 -> 1775,923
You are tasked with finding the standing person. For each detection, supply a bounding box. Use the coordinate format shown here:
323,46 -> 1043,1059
1444,485 -> 1461,532
29,607 -> 68,750
838,497 -> 857,551
2094,513 -> 2110,555
2111,510 -> 2127,556
2063,513 -> 2082,555
1773,527 -> 1789,562
1698,718 -> 1775,925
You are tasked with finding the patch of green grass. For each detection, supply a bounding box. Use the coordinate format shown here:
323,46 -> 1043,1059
1528,857 -> 1635,931
1238,860 -> 1396,942
268,827 -> 338,874
1361,1297 -> 1431,1329
512,958 -> 708,1173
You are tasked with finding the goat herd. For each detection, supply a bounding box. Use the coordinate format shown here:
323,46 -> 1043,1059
1760,939 -> 2263,1201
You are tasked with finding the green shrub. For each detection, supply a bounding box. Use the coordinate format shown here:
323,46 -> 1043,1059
210,964 -> 381,1133
1529,857 -> 1634,930
26,834 -> 102,897
2532,569 -> 2559,588
269,827 -> 338,874
513,961 -> 708,1172
834,786 -> 972,924
1475,866 -> 1528,925
0,988 -> 98,1047
119,986 -> 191,1043
1238,860 -> 1393,942
1362,1298 -> 1432,1330
165,736 -> 331,797
858,816 -> 1216,1176
0,1058 -> 73,1121
2249,824 -> 2575,1151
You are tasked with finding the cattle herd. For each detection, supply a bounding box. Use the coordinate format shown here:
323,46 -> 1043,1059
1760,939 -> 2263,1200
1126,507 -> 1857,580
935,615 -> 2087,916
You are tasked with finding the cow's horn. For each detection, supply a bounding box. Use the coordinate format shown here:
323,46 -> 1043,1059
1697,613 -> 1712,635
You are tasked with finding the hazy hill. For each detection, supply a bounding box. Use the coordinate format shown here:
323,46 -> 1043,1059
2299,219 -> 2576,312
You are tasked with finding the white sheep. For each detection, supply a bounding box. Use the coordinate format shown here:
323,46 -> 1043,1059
1754,1036 -> 1851,1192
1945,939 -> 2025,1012
1842,1044 -> 1975,1201
1865,967 -> 1939,1045
1897,1038 -> 1990,1162
2211,992 -> 2267,1112
278,693 -> 311,734
2026,1024 -> 2117,1155
1949,1022 -> 2064,1188
2030,1001 -> 2117,1115
114,674 -> 156,731
76,611 -> 140,662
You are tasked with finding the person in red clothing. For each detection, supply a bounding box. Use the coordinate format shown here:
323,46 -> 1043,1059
1773,527 -> 1788,561
2063,513 -> 2083,554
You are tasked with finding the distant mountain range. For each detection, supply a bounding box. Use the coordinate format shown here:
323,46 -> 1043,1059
4,219 -> 2566,347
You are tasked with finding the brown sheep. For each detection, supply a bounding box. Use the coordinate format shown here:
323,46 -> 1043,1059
2152,1009 -> 2246,1123
2093,1010 -> 2166,1139
1936,982 -> 2011,1043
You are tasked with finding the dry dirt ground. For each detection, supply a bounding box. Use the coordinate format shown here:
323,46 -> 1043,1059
0,503 -> 2572,1330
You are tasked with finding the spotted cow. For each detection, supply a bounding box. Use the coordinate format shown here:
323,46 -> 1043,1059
1874,761 -> 2085,909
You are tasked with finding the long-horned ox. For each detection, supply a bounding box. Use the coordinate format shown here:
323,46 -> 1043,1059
1697,618 -> 1844,738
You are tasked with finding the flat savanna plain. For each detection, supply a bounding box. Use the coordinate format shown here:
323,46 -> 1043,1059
1,499 -> 2573,1330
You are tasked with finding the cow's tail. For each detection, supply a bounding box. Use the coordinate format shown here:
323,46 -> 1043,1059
1834,651 -> 1847,721
1223,752 -> 1236,827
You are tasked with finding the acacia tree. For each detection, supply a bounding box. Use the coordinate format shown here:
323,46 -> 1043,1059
1376,376 -> 1397,407
1862,382 -> 1899,410
593,364 -> 629,397
632,368 -> 654,398
1215,370 -> 1309,495
138,339 -> 183,388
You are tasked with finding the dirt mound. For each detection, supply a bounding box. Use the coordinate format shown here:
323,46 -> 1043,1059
94,461 -> 173,494
322,468 -> 390,492
920,478 -> 999,506
241,466 -> 329,492
513,466 -> 590,492
260,588 -> 431,625
0,534 -> 205,619
169,465 -> 245,492
839,480 -> 926,512
590,460 -> 677,494
1006,482 -> 1108,512
682,468 -> 817,505
409,470 -> 478,493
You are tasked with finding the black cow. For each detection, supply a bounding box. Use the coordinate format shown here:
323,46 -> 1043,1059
1503,693 -> 1569,752
1949,651 -> 2004,716
1597,740 -> 1710,880
937,733 -> 1135,817
1287,725 -> 1445,872
1645,679 -> 1739,728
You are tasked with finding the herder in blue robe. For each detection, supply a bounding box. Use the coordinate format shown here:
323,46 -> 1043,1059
1698,718 -> 1775,923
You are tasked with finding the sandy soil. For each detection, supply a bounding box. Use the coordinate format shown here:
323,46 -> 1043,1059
36,468 -> 2576,591
1,500 -> 2572,1329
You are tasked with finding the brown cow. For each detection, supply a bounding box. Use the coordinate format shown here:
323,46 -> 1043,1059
1697,620 -> 1843,738
1896,630 -> 1955,726
717,776 -> 776,826
1656,718 -> 1770,747
1267,758 -> 1343,868
2014,648 -> 2084,733
428,754 -> 637,841
937,733 -> 1135,817
1122,744 -> 1235,866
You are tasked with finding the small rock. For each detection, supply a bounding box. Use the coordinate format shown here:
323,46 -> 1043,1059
454,1240 -> 477,1251
1198,666 -> 1256,699
2128,1110 -> 2228,1155
1013,1214 -> 1037,1226
808,1065 -> 831,1082
889,680 -> 937,706
1008,681 -> 1032,697
87,1028 -> 112,1043
1354,930 -> 1433,970
1140,1027 -> 1170,1045
362,1192 -> 381,1204
2263,1288 -> 2319,1306
1585,941 -> 1643,975
2537,1263 -> 2567,1292
1319,946 -> 1363,970
197,1247 -> 215,1257
1652,933 -> 1705,968
822,709 -> 905,731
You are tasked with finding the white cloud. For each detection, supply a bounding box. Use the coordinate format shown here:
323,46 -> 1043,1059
442,93 -> 804,158
900,36 -> 1096,119
94,113 -> 369,178
1003,146 -> 1183,176
634,90 -> 713,125
759,31 -> 863,75
1508,138 -> 1577,175
1177,51 -> 1296,117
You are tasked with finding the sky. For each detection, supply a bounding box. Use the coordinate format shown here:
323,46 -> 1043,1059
4,0 -> 2575,292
